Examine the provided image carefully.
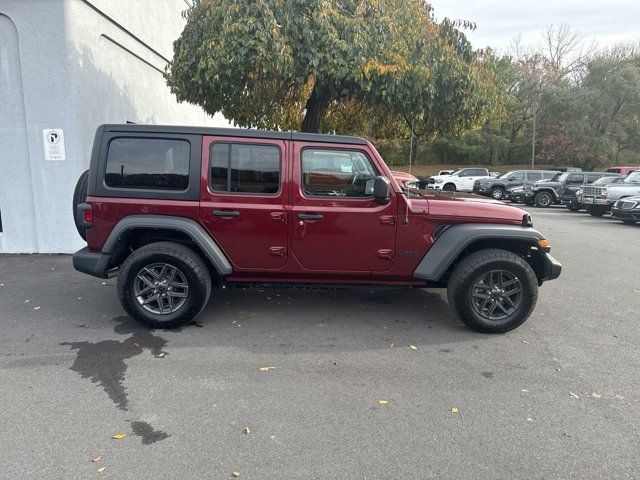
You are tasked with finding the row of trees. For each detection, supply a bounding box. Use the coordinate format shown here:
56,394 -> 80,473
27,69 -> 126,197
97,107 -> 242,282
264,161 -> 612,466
166,1 -> 640,169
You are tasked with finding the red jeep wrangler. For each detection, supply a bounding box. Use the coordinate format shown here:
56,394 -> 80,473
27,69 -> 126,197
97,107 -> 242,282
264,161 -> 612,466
73,125 -> 561,333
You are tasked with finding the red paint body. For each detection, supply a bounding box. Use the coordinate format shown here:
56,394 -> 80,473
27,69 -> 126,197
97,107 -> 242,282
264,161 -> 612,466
86,138 -> 528,285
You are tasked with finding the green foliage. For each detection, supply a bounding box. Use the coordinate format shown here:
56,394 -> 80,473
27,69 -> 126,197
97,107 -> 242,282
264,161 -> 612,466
166,0 -> 494,134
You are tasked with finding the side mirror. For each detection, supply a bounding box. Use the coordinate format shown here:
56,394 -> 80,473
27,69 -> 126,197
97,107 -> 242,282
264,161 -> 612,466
373,176 -> 391,205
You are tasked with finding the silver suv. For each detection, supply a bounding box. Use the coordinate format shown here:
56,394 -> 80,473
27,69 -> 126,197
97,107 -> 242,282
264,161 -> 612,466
582,171 -> 640,217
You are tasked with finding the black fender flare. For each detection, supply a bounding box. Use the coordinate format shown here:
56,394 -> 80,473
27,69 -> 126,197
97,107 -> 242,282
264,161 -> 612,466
103,215 -> 233,275
413,224 -> 544,281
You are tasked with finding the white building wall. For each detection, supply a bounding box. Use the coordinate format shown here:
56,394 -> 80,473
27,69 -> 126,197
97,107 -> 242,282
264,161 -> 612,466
0,0 -> 229,254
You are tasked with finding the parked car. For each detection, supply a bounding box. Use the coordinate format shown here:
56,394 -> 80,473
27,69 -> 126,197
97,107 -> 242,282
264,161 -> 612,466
72,124 -> 561,333
473,170 -> 557,200
559,173 -> 622,211
574,176 -> 625,211
505,171 -> 558,203
524,171 -> 617,208
426,168 -> 492,192
390,170 -> 419,190
417,170 -> 453,189
606,166 -> 640,176
582,171 -> 640,216
611,196 -> 640,225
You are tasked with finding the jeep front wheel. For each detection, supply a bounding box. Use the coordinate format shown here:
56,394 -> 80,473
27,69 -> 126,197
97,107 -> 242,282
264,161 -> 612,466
534,191 -> 553,208
446,249 -> 538,333
117,242 -> 211,328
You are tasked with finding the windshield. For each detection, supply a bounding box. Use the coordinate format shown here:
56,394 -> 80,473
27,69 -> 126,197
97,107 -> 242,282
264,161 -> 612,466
498,172 -> 512,179
448,169 -> 463,176
624,171 -> 640,183
594,176 -> 620,185
550,172 -> 569,182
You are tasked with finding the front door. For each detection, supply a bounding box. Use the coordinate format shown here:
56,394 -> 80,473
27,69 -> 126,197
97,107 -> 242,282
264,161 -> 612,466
290,142 -> 397,273
199,136 -> 288,271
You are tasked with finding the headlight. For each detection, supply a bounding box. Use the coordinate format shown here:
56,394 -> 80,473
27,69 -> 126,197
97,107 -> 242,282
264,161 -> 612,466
601,188 -> 607,197
433,179 -> 443,184
576,188 -> 583,196
403,180 -> 418,189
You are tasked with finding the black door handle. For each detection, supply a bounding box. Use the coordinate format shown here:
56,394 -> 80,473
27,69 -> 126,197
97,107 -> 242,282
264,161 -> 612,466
297,213 -> 324,221
213,210 -> 240,217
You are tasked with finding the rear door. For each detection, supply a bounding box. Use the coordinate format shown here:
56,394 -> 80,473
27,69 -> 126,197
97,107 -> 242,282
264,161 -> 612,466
199,136 -> 288,271
290,142 -> 397,273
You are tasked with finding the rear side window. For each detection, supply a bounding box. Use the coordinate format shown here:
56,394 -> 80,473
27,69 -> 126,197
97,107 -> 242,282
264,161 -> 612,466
210,143 -> 280,194
105,138 -> 190,190
527,172 -> 542,181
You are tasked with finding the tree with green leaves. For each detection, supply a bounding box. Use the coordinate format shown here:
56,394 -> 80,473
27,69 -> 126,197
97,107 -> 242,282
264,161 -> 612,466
166,0 -> 495,136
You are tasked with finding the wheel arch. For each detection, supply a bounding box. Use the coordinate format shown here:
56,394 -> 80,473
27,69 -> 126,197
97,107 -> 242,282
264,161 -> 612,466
103,215 -> 232,276
413,224 -> 545,283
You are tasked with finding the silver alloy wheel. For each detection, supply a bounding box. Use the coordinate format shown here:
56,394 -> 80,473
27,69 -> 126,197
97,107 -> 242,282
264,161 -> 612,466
470,270 -> 523,321
134,263 -> 189,315
491,188 -> 504,199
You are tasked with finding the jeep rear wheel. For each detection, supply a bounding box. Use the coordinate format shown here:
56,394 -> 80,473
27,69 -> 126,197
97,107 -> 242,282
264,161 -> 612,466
491,187 -> 505,200
567,204 -> 581,212
117,242 -> 211,328
534,191 -> 553,208
443,183 -> 456,192
446,249 -> 538,333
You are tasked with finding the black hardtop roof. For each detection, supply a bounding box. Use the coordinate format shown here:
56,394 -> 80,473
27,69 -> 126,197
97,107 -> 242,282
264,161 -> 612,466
101,124 -> 367,145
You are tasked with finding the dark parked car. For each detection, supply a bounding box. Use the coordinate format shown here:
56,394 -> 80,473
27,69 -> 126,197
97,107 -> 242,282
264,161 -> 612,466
560,173 -> 623,211
505,171 -> 558,203
71,124 -> 561,333
611,196 -> 640,224
524,171 -> 619,208
473,170 -> 557,200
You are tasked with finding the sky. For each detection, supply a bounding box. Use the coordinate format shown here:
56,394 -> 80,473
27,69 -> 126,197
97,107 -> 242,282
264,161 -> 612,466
430,0 -> 640,54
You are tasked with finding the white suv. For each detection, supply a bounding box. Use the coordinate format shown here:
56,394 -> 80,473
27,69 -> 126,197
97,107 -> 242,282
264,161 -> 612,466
428,168 -> 492,192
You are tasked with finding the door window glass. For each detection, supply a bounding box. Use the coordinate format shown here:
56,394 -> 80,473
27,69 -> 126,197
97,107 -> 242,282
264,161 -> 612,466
301,149 -> 377,197
210,143 -> 280,194
567,174 -> 584,184
527,172 -> 542,181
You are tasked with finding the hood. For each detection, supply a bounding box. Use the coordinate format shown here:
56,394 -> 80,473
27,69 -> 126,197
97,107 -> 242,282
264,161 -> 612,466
412,191 -> 528,224
534,180 -> 560,188
390,170 -> 418,182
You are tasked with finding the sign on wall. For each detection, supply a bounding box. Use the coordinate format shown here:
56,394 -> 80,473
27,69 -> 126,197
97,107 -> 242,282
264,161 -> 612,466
42,129 -> 66,161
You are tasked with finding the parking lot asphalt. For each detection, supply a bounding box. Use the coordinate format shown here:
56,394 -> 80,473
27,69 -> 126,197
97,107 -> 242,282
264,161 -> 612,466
1,206 -> 639,480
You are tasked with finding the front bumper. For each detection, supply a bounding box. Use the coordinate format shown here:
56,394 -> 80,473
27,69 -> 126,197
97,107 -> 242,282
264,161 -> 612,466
611,207 -> 640,221
581,197 -> 611,207
560,195 -> 579,206
73,247 -> 113,279
539,253 -> 562,283
473,185 -> 491,195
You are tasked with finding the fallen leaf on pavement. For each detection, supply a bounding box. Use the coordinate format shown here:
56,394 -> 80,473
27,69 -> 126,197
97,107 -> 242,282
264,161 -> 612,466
409,345 -> 417,350
521,389 -> 529,394
258,366 -> 276,371
527,417 -> 534,422
133,342 -> 140,348
111,433 -> 126,439
569,391 -> 580,399
232,472 -> 241,477
615,394 -> 625,400
91,455 -> 102,463
520,340 -> 529,345
231,320 -> 237,324
24,299 -> 30,303
382,336 -> 387,341
451,407 -> 459,414
244,427 -> 251,434
97,466 -> 106,473
156,352 -> 166,358
378,400 -> 389,405
33,306 -> 41,310
591,393 -> 601,399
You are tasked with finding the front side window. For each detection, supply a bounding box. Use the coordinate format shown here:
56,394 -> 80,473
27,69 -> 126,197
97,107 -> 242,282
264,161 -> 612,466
567,174 -> 584,184
210,143 -> 280,194
105,138 -> 190,190
301,149 -> 377,197
510,172 -> 526,182
527,172 -> 542,181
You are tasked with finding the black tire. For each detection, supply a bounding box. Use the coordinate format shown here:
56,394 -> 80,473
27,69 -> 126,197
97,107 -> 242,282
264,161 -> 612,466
534,191 -> 553,208
622,219 -> 637,225
446,249 -> 538,333
443,183 -> 456,192
72,170 -> 89,240
490,187 -> 505,200
117,242 -> 212,328
588,206 -> 606,217
567,204 -> 580,212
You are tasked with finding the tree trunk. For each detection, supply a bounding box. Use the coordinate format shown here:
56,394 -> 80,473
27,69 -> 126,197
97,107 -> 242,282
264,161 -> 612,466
410,136 -> 419,166
301,80 -> 331,133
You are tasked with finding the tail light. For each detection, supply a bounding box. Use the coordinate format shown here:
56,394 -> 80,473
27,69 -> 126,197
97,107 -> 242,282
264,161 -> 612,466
77,203 -> 93,228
